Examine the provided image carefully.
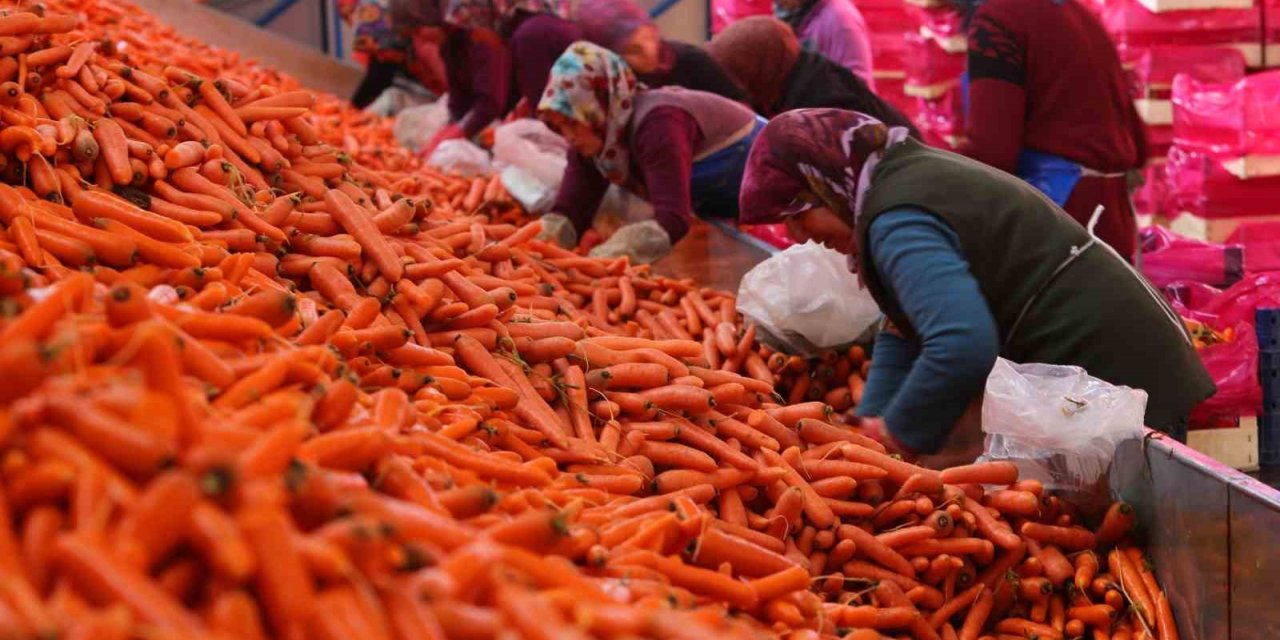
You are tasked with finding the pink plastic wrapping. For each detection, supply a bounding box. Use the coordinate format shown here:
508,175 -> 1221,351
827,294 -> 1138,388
1227,220 -> 1280,272
1133,163 -> 1170,217
1140,225 -> 1245,288
1165,145 -> 1280,216
1171,71 -> 1280,157
743,224 -> 796,249
1198,272 -> 1280,328
710,0 -> 772,34
877,76 -> 920,121
1188,324 -> 1260,425
903,31 -> 965,94
914,86 -> 965,150
1132,45 -> 1247,99
1102,0 -> 1261,66
1147,124 -> 1174,160
906,5 -> 965,46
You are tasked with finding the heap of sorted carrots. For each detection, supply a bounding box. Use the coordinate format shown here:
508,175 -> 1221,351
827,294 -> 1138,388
0,1 -> 1181,639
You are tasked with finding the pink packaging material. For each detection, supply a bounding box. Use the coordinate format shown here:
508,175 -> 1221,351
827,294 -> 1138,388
877,77 -> 920,121
744,224 -> 796,250
710,0 -> 772,34
1133,163 -> 1171,216
1188,325 -> 1260,426
903,31 -> 965,95
906,5 -> 966,48
914,87 -> 965,150
1103,0 -> 1262,66
1227,219 -> 1280,272
1166,145 -> 1280,216
1147,124 -> 1174,159
1140,225 -> 1245,288
1171,70 -> 1280,156
1132,45 -> 1247,99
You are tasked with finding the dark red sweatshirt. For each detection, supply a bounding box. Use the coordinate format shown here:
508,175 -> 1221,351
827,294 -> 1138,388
961,0 -> 1148,260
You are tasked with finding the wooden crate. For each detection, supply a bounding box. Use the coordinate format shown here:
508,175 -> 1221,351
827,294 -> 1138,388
1156,213 -> 1280,243
1188,416 -> 1260,471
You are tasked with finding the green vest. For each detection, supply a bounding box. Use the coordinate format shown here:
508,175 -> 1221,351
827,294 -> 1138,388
856,139 -> 1215,430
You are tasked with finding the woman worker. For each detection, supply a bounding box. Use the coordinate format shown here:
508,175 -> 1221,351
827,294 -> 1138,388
738,109 -> 1213,458
706,16 -> 914,131
388,0 -> 583,153
536,42 -> 765,263
958,0 -> 1148,262
342,0 -> 447,107
577,0 -> 746,101
773,0 -> 874,89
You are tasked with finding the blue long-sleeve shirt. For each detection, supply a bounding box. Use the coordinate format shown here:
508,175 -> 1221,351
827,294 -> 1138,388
854,207 -> 1000,454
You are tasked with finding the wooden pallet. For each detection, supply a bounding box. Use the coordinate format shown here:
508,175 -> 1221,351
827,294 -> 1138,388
1156,213 -> 1280,243
1188,416 -> 1260,471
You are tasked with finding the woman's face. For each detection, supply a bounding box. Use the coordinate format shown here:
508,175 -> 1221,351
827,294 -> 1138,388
785,206 -> 855,254
542,111 -> 604,156
618,25 -> 662,74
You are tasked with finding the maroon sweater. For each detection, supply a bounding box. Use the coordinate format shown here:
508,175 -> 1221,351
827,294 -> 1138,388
554,107 -> 703,242
961,0 -> 1148,260
962,0 -> 1147,174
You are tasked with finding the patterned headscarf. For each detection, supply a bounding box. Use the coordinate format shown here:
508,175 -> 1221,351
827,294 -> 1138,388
445,0 -> 569,33
773,0 -> 823,30
344,0 -> 410,62
706,16 -> 801,114
739,109 -> 900,226
578,0 -> 654,52
538,41 -> 639,185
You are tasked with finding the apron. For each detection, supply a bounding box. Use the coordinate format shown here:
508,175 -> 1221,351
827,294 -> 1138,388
689,116 -> 767,219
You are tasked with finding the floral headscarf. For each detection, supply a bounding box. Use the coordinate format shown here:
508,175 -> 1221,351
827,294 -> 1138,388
706,16 -> 801,114
578,0 -> 654,52
538,41 -> 639,185
342,0 -> 411,62
739,109 -> 905,227
445,0 -> 570,33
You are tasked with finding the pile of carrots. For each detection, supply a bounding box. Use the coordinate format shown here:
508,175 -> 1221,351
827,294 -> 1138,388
757,344 -> 870,417
0,1 -> 1181,639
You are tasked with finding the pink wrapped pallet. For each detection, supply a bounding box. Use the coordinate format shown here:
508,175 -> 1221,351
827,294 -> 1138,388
903,30 -> 965,98
1227,220 -> 1280,272
1166,145 -> 1280,216
914,85 -> 966,150
1103,0 -> 1263,67
1268,0 -> 1280,66
1134,163 -> 1171,216
877,76 -> 920,121
1131,45 -> 1247,126
1141,225 -> 1245,288
907,4 -> 966,52
1171,70 -> 1280,172
711,0 -> 772,34
1148,123 -> 1175,160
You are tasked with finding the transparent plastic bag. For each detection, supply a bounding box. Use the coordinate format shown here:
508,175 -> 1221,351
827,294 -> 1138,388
365,84 -> 436,118
980,358 -> 1147,508
426,139 -> 493,177
736,241 -> 881,356
392,99 -> 450,153
492,119 -> 568,213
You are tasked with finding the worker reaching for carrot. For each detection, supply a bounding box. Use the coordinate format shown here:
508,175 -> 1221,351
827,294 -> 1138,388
535,42 -> 766,263
738,109 -> 1214,458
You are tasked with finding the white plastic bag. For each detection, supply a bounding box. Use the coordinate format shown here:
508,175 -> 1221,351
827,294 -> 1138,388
392,99 -> 450,153
492,119 -> 568,213
981,358 -> 1147,508
736,241 -> 881,356
365,84 -> 435,118
427,139 -> 493,177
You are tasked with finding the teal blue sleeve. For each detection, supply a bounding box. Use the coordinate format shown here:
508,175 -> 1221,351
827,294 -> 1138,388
855,326 -> 913,418
864,207 -> 1000,454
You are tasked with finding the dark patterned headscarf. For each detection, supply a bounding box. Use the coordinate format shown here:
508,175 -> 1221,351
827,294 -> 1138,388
578,0 -> 655,52
740,109 -> 903,227
706,17 -> 801,114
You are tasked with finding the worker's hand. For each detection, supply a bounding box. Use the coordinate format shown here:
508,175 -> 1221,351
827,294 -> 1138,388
421,123 -> 465,157
511,98 -> 532,121
537,213 -> 578,249
587,220 -> 672,265
857,416 -> 912,459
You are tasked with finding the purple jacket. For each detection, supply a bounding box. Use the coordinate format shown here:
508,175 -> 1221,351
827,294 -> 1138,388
794,0 -> 875,90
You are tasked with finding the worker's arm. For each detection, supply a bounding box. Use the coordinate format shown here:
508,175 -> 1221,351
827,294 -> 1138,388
632,106 -> 700,243
865,207 -> 1000,454
855,325 -> 914,419
550,150 -> 610,237
455,32 -> 511,137
961,6 -> 1026,174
